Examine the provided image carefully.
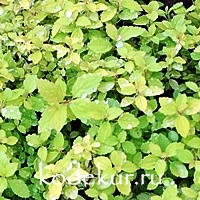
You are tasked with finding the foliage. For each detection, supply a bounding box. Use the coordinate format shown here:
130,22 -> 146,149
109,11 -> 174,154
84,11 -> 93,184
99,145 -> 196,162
1,0 -> 200,199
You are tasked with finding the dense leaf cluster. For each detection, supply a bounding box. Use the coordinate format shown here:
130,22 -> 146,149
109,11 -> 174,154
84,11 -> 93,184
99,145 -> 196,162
1,0 -> 200,199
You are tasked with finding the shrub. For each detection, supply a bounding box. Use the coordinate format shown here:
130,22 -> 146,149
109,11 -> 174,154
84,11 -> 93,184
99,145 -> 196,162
1,0 -> 200,199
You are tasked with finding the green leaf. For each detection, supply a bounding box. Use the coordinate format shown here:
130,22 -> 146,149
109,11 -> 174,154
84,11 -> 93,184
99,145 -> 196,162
122,141 -> 136,155
6,136 -> 18,145
94,156 -> 112,170
63,186 -> 78,199
165,142 -> 184,157
170,161 -> 188,178
38,104 -> 67,133
121,0 -> 142,11
98,81 -> 115,93
119,26 -> 145,41
163,185 -> 178,199
155,159 -> 166,176
72,73 -> 102,98
97,122 -> 112,142
37,146 -> 48,161
186,136 -> 200,148
122,161 -> 137,173
116,175 -> 131,195
23,74 -> 37,93
26,134 -> 42,147
110,151 -> 125,167
5,163 -> 18,177
1,105 -> 21,120
85,188 -> 99,198
31,51 -> 42,64
76,16 -> 91,26
149,143 -> 162,157
185,81 -> 199,92
176,149 -> 194,163
106,23 -> 118,40
181,187 -> 198,199
53,132 -> 64,151
8,179 -> 30,198
184,99 -> 200,115
118,78 -> 136,95
107,107 -> 123,120
104,135 -> 118,146
135,95 -> 147,112
175,115 -> 190,138
70,98 -> 108,120
0,177 -> 7,193
37,79 -> 66,104
139,155 -> 159,170
101,7 -> 117,22
48,180 -> 62,199
88,38 -> 112,53
118,113 -> 140,130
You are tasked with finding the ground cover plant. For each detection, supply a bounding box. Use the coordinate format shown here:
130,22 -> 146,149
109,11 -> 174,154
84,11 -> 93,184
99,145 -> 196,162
1,0 -> 200,199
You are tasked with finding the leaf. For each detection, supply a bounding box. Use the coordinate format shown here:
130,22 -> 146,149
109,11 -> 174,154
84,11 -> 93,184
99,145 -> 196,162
85,188 -> 99,198
98,81 -> 115,93
8,179 -> 30,198
135,95 -> 148,112
155,159 -> 166,176
107,107 -> 123,120
185,81 -> 199,92
116,175 -> 131,195
38,104 -> 67,133
37,146 -> 48,161
121,0 -> 142,11
176,149 -> 194,164
118,78 -> 136,95
122,141 -> 136,155
184,99 -> 200,115
88,38 -> 112,53
165,142 -> 184,157
163,185 -> 178,199
181,187 -> 198,199
53,132 -> 64,151
23,74 -> 37,93
186,136 -> 200,148
0,177 -> 7,193
106,23 -> 118,40
118,113 -> 140,130
149,143 -> 162,157
175,115 -> 190,138
145,86 -> 164,96
139,155 -> 159,170
37,79 -> 66,104
110,151 -> 125,167
48,180 -> 63,199
101,7 -> 117,22
122,161 -> 137,173
26,134 -> 42,147
76,16 -> 91,26
70,98 -> 108,120
6,136 -> 18,145
5,163 -> 18,177
119,26 -> 145,41
19,0 -> 30,9
170,161 -> 188,178
97,122 -> 112,142
72,73 -> 102,98
1,105 -> 21,120
94,156 -> 112,170
31,51 -> 42,64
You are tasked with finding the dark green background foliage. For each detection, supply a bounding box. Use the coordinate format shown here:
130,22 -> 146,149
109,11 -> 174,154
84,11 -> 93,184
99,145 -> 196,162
1,0 -> 200,199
